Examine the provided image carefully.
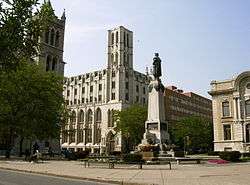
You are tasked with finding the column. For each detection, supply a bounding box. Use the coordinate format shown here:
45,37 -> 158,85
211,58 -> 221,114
237,98 -> 241,120
233,98 -> 238,121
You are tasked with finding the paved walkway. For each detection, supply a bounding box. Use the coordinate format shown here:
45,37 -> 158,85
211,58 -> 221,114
0,160 -> 250,185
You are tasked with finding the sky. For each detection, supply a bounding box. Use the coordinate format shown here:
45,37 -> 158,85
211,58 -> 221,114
49,0 -> 249,98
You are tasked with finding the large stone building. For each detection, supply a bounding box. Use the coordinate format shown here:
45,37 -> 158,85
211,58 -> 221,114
165,85 -> 213,125
209,71 -> 250,153
62,26 -> 149,153
37,1 -> 66,75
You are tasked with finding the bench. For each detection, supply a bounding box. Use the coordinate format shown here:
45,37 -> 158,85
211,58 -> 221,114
175,157 -> 201,165
82,159 -> 171,170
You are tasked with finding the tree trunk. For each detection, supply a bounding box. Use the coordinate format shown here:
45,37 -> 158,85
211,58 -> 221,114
19,137 -> 24,157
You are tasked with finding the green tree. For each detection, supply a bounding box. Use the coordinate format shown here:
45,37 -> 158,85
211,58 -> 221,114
172,116 -> 213,152
0,0 -> 55,71
114,105 -> 147,153
0,1 -> 67,157
0,62 -> 68,157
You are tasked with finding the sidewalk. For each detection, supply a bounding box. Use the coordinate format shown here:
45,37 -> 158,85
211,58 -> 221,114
0,160 -> 250,185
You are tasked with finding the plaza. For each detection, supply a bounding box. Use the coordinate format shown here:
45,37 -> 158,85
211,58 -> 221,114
0,159 -> 250,185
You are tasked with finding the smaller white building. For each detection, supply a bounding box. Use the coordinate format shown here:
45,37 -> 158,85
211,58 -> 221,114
209,71 -> 250,153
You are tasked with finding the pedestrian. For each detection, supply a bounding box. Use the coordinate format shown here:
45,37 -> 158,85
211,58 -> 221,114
24,149 -> 30,161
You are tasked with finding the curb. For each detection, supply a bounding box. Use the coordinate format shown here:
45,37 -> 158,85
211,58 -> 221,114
0,167 -> 148,185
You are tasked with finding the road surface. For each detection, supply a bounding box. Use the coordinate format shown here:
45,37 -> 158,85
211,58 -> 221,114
0,169 -> 113,185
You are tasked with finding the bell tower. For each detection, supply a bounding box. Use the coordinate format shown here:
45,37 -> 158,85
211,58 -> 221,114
106,26 -> 134,103
38,0 -> 66,76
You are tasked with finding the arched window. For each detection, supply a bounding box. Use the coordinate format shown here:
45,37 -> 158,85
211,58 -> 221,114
55,31 -> 60,47
115,31 -> 118,44
71,111 -> 76,123
222,101 -> 230,117
246,100 -> 250,116
50,29 -> 55,46
45,30 -> 49,44
95,108 -> 102,143
79,110 -> 84,123
86,109 -> 93,143
246,124 -> 250,143
52,57 -> 57,71
96,108 -> 102,123
46,55 -> 51,71
111,33 -> 114,45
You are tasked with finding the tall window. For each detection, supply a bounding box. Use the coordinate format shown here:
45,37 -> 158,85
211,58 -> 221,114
111,54 -> 114,63
112,81 -> 115,89
55,31 -> 60,47
111,93 -> 115,100
245,100 -> 250,116
95,108 -> 102,143
246,124 -> 250,143
223,124 -> 231,140
124,32 -> 126,47
115,52 -> 118,64
115,31 -> 118,44
222,101 -> 230,117
127,33 -> 129,46
46,55 -> 51,71
79,110 -> 84,123
86,109 -> 93,143
50,29 -> 55,46
111,33 -> 114,45
52,57 -> 57,71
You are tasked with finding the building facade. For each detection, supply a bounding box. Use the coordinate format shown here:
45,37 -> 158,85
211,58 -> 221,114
209,71 -> 250,153
62,26 -> 149,153
165,86 -> 213,126
36,1 -> 66,75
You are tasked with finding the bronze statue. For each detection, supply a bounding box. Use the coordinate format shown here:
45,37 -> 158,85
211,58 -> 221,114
153,53 -> 162,79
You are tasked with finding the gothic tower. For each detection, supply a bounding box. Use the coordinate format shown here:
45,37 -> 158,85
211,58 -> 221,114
37,0 -> 66,76
106,26 -> 134,103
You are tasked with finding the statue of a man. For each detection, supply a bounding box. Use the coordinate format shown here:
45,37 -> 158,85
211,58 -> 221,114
153,53 -> 162,79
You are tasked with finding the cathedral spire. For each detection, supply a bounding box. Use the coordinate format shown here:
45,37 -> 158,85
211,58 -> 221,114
61,9 -> 66,21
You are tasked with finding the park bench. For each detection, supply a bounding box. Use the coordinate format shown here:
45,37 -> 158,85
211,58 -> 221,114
82,158 -> 171,170
175,157 -> 201,165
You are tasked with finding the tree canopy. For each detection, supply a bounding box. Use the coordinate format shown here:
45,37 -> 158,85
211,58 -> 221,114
114,105 -> 147,153
172,116 -> 213,152
0,0 -> 68,157
0,0 -> 55,71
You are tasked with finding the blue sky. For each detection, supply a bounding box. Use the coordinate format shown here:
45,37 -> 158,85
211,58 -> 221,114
50,0 -> 249,98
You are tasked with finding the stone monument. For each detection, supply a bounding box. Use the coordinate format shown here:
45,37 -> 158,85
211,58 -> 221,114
141,53 -> 170,151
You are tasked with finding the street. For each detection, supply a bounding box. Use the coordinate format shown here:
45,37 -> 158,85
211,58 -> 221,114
0,169 -> 113,185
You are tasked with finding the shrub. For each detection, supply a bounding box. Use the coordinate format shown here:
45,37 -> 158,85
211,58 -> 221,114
122,154 -> 143,163
242,153 -> 250,158
219,151 -> 241,162
174,151 -> 185,157
74,151 -> 89,159
208,151 -> 220,156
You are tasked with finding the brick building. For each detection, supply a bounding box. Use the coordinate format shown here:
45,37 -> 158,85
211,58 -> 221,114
165,86 -> 213,126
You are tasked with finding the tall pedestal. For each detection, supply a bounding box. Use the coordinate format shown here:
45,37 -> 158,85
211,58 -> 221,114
144,79 -> 169,147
